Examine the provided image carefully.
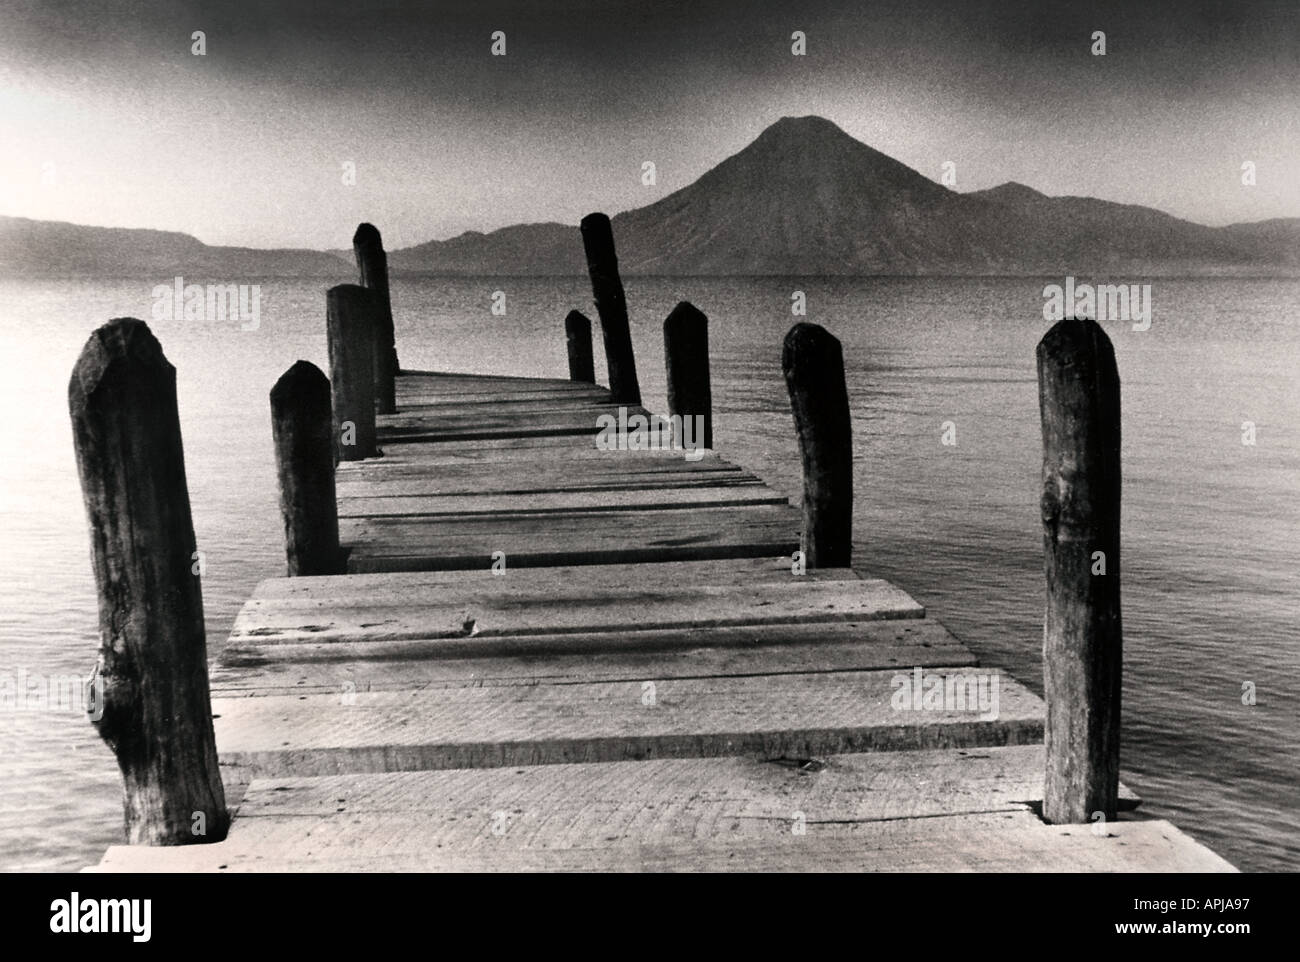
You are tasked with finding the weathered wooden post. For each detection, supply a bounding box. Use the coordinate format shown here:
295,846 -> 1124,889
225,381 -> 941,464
271,361 -> 346,576
579,212 -> 641,405
782,322 -> 852,568
68,317 -> 229,845
663,301 -> 713,450
326,284 -> 379,461
353,222 -> 399,415
565,310 -> 595,383
1037,317 -> 1123,824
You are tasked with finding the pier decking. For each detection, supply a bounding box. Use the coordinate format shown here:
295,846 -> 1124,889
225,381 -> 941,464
90,370 -> 1233,872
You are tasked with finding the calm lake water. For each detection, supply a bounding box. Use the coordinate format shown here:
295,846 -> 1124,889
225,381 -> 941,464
0,274 -> 1296,872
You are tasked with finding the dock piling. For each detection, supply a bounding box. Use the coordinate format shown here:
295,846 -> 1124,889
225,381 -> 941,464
579,212 -> 641,405
271,361 -> 346,576
353,223 -> 399,415
1036,317 -> 1123,824
663,301 -> 713,450
782,322 -> 853,568
564,309 -> 595,383
68,318 -> 229,845
326,284 -> 380,461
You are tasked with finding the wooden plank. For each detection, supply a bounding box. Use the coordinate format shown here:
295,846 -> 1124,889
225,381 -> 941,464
341,503 -> 802,571
218,620 -> 959,670
337,485 -> 788,518
335,470 -> 767,498
165,748 -> 1080,841
398,388 -> 613,407
343,434 -> 734,465
378,422 -> 610,444
248,558 -> 864,601
397,371 -> 588,386
213,621 -> 975,694
212,746 -> 1143,825
380,402 -> 644,428
230,745 -> 1136,821
338,456 -> 744,483
91,747 -> 1184,873
227,578 -> 924,647
96,816 -> 1232,872
398,386 -> 609,400
396,371 -> 592,389
393,397 -> 624,418
339,503 -> 804,545
208,667 -> 1044,777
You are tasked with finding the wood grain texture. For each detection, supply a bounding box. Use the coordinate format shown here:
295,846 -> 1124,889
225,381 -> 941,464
338,455 -> 742,484
341,503 -> 801,571
92,748 -> 1199,873
340,432 -> 733,465
226,578 -> 924,647
398,387 -> 612,405
97,816 -> 1232,872
209,667 -> 1043,777
1037,317 -> 1123,824
217,619 -> 957,671
247,557 -> 863,600
68,317 -> 228,845
338,484 -> 788,518
379,401 -> 645,425
335,469 -> 765,499
212,624 -> 977,696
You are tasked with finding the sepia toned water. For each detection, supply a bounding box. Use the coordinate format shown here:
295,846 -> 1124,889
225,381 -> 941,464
0,274 -> 1296,871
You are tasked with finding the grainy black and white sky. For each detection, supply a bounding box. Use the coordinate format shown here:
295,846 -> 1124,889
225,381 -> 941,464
1,0 -> 1296,248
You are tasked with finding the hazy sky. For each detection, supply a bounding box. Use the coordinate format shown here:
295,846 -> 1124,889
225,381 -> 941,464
1,0 -> 1296,249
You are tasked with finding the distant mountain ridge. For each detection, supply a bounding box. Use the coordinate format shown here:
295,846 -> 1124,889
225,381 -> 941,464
4,116 -> 1296,277
0,216 -> 350,279
392,117 -> 1298,276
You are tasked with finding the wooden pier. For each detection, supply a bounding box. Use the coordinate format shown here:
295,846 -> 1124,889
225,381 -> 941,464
76,222 -> 1233,872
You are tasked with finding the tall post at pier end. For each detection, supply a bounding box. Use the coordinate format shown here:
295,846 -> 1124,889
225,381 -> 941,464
68,317 -> 229,845
782,322 -> 852,568
1036,317 -> 1123,824
271,360 -> 347,576
326,284 -> 380,461
664,301 -> 713,450
353,222 -> 399,415
579,212 -> 641,405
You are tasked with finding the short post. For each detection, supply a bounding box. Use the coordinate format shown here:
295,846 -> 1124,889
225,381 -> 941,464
1037,317 -> 1122,824
353,222 -> 399,415
68,317 -> 229,845
326,284 -> 379,461
782,322 -> 852,568
271,361 -> 346,576
663,301 -> 713,450
580,212 -> 641,405
565,310 -> 595,383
